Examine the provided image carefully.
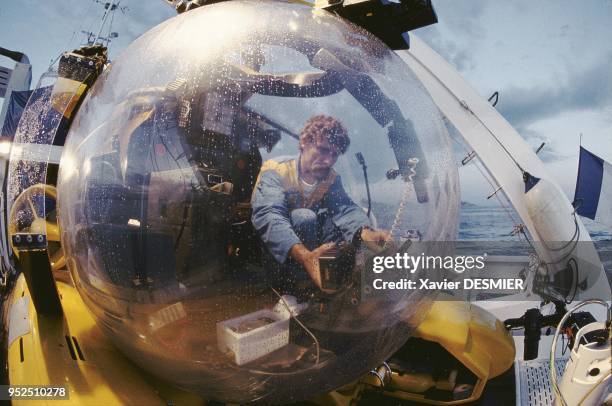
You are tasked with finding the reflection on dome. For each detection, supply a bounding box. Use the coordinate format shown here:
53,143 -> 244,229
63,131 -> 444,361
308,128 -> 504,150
57,1 -> 459,403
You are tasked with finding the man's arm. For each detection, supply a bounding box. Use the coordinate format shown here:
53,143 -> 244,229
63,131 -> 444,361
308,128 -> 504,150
328,177 -> 391,251
251,170 -> 301,264
289,242 -> 336,292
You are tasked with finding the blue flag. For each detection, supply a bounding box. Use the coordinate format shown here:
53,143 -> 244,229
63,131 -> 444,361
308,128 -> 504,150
574,146 -> 612,227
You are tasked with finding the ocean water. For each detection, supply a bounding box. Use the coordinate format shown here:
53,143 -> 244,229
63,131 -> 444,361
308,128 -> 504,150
459,204 -> 612,282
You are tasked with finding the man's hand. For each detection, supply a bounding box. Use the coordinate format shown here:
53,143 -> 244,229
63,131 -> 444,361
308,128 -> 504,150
290,242 -> 336,293
360,228 -> 392,253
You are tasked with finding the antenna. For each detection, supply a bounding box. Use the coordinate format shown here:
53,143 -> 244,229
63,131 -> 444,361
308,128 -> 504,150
38,0 -> 125,86
81,0 -> 129,47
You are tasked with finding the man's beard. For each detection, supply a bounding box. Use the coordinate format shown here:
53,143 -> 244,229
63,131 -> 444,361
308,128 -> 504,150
312,166 -> 330,180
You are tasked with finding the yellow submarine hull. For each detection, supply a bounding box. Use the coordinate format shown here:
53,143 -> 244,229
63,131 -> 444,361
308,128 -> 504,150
4,271 -> 514,405
5,272 -> 204,405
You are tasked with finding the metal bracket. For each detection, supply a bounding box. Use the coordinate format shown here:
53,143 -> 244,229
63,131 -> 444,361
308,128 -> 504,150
13,234 -> 62,316
510,224 -> 526,236
487,186 -> 503,200
12,233 -> 47,251
368,362 -> 392,389
488,91 -> 499,107
461,150 -> 476,165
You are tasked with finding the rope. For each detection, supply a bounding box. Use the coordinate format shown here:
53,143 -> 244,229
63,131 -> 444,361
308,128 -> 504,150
388,158 -> 418,244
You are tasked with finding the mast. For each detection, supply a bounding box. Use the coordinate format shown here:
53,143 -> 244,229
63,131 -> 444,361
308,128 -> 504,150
94,1 -> 118,45
37,0 -> 127,88
82,0 -> 128,48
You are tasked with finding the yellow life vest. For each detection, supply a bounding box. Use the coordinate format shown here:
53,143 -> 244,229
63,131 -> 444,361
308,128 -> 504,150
256,158 -> 337,209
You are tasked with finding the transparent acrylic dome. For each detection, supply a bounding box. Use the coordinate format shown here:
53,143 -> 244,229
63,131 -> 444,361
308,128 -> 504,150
57,1 -> 459,403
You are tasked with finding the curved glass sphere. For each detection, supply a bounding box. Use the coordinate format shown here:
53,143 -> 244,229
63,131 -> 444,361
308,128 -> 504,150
57,1 -> 459,403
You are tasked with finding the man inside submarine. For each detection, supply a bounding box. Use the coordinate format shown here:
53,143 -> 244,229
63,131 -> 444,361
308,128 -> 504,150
251,114 -> 391,296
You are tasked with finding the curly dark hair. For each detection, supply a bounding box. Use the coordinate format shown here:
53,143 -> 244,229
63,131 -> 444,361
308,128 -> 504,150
299,115 -> 350,154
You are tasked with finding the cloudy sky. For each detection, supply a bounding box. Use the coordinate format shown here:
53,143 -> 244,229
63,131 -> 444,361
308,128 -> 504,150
1,0 -> 611,204
414,0 -> 612,203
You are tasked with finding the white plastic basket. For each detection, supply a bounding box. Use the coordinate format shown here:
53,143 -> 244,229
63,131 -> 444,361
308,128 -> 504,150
217,309 -> 289,365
